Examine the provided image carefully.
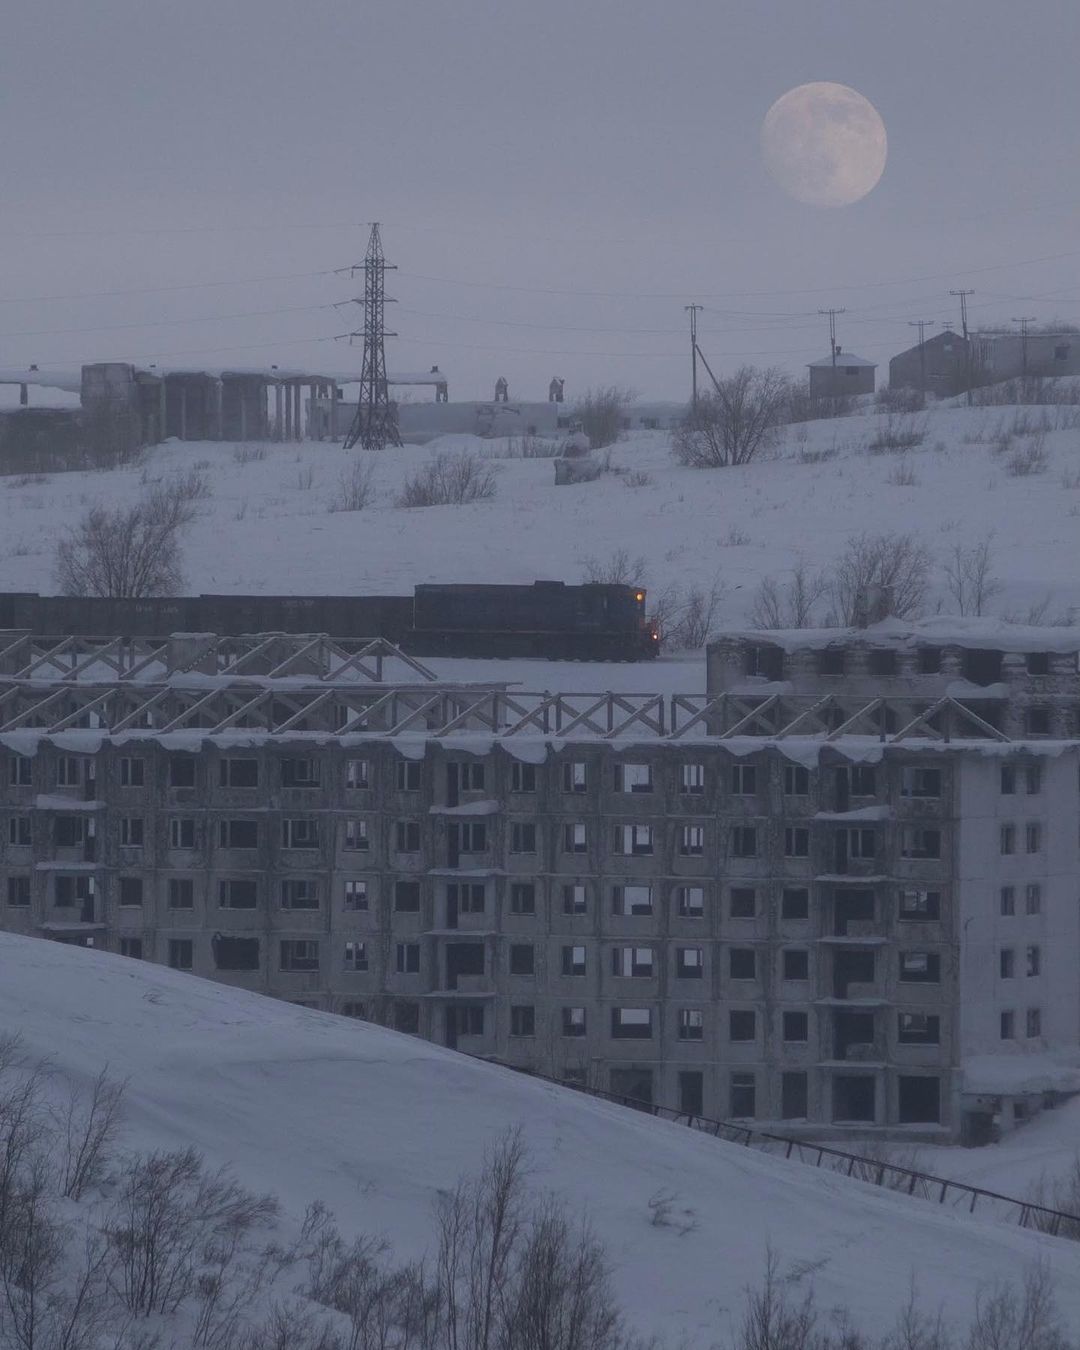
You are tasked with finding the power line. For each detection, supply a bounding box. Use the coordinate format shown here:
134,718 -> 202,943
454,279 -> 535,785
0,268 -> 339,308
0,302 -> 335,341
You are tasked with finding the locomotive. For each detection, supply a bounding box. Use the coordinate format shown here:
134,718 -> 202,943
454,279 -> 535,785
0,581 -> 659,661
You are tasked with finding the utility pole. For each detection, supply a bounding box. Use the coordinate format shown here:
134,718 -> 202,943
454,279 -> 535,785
819,308 -> 846,371
907,319 -> 935,395
685,304 -> 703,410
344,222 -> 402,452
950,289 -> 975,406
1012,315 -> 1036,378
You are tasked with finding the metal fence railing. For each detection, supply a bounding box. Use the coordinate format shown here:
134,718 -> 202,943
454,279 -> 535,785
493,1062 -> 1080,1239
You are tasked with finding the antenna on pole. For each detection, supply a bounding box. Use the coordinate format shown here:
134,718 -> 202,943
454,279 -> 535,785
344,223 -> 402,451
1011,315 -> 1037,378
818,308 -> 846,372
949,289 -> 975,405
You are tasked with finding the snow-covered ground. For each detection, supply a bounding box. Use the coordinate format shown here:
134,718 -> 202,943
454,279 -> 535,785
1,402 -> 1078,630
3,931 -> 1080,1343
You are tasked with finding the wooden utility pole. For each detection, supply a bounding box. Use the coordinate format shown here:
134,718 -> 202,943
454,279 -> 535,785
1012,316 -> 1036,377
950,289 -> 975,405
685,304 -> 703,409
907,319 -> 935,395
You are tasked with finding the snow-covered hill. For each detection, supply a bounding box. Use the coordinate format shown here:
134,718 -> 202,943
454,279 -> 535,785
1,401 -> 1078,627
3,931 -> 1080,1344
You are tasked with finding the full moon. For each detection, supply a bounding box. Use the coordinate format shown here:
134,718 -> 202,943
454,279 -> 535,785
761,82 -> 887,207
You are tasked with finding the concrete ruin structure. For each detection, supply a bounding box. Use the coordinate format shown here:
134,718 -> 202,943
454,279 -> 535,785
1,618 -> 1078,1142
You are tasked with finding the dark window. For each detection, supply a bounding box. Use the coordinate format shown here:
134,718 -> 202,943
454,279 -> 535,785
341,1001 -> 366,1019
394,943 -> 420,974
680,763 -> 705,794
1000,947 -> 1015,978
119,757 -> 145,787
394,1001 -> 420,1034
901,767 -> 941,798
562,761 -> 588,793
1026,1007 -> 1042,1038
676,947 -> 704,979
869,649 -> 897,677
783,949 -> 809,981
611,1007 -> 652,1039
452,883 -> 485,914
898,1076 -> 940,1125
8,816 -> 32,847
509,944 -> 534,976
819,647 -> 845,676
510,822 -> 537,853
168,939 -> 193,971
396,760 -> 421,792
344,941 -> 368,971
678,1009 -> 704,1041
562,1007 -> 586,1037
784,765 -> 810,795
917,647 -> 941,674
395,820 -> 421,853
510,883 -> 535,915
219,758 -> 258,788
9,756 -> 32,787
119,817 -> 144,848
731,826 -> 758,858
280,939 -> 318,972
344,819 -> 369,851
281,757 -> 320,788
563,884 -> 588,915
1026,651 -> 1050,675
781,887 -> 809,920
850,767 -> 876,797
119,937 -> 143,959
901,828 -> 940,859
784,826 -> 810,857
1025,765 -> 1042,795
781,1072 -> 808,1120
1000,1010 -> 1015,1039
345,758 -> 369,789
168,761 -> 195,788
168,878 -> 194,909
394,881 -> 421,913
452,761 -> 485,792
729,948 -> 756,980
344,879 -> 369,911
1026,883 -> 1042,915
782,1011 -> 808,1042
898,1013 -> 940,1044
219,878 -> 258,909
169,817 -> 195,850
731,764 -> 757,795
6,876 -> 30,907
899,888 -> 941,920
999,885 -> 1015,916
562,945 -> 586,976
219,819 -> 258,849
679,1070 -> 704,1114
1000,765 -> 1016,795
282,818 -> 319,850
511,763 -> 536,793
564,823 -> 589,854
731,887 -> 757,918
118,877 -> 143,907
1025,707 -> 1051,736
281,879 -> 319,910
1025,823 -> 1042,854
899,952 -> 941,983
213,935 -> 260,971
677,885 -> 705,917
730,1072 -> 756,1118
510,1005 -> 535,1037
729,1010 -> 756,1042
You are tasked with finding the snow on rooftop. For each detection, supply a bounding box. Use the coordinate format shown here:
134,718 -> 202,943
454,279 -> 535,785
807,352 -> 877,368
721,615 -> 1080,654
5,930 -> 1080,1342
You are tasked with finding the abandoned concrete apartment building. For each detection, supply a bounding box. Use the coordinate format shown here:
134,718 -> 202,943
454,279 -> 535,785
1,620 -> 1079,1141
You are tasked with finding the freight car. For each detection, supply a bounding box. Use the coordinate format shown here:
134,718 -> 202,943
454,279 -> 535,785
0,582 -> 659,661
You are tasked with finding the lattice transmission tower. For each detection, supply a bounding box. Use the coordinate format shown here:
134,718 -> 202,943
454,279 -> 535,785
343,223 -> 402,450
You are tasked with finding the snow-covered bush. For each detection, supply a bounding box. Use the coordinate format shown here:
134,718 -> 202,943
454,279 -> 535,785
396,451 -> 498,507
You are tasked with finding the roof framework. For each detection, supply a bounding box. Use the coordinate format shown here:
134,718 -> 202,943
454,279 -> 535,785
0,634 -> 1046,743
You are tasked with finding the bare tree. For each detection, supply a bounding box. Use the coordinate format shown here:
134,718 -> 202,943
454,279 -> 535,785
328,458 -> 376,513
965,1265 -> 1070,1350
672,368 -> 791,468
56,474 -> 207,598
750,563 -> 829,630
944,537 -> 1003,617
829,532 -> 932,625
571,388 -> 635,451
580,550 -> 646,586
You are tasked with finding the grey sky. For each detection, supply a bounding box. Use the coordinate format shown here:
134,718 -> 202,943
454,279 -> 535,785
2,0 -> 1078,401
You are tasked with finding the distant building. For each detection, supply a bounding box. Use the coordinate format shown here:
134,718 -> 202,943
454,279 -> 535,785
808,352 -> 876,400
974,332 -> 1080,383
888,330 -> 971,398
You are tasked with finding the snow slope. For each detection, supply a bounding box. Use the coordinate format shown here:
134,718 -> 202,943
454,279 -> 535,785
3,932 -> 1080,1343
1,402 -> 1078,631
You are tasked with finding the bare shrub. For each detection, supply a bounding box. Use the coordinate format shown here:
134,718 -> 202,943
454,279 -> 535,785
328,458 -> 376,513
5,473 -> 49,488
1023,1155 -> 1080,1241
750,562 -> 829,630
581,549 -> 646,586
867,416 -> 927,453
786,382 -> 856,423
973,375 -> 1080,407
795,446 -> 838,465
672,368 -> 791,468
296,465 -> 316,491
56,1069 -> 126,1202
623,469 -> 653,489
1006,437 -> 1049,476
966,1263 -> 1070,1350
875,386 -> 926,414
887,460 -> 919,486
56,473 -> 205,598
830,532 -> 932,624
723,526 -> 751,545
232,444 -> 267,465
1061,468 -> 1080,489
571,386 -> 635,450
661,582 -> 724,650
396,451 -> 498,507
944,536 -> 1003,617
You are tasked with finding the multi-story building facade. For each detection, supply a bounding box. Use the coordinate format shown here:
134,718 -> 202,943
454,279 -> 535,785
1,621 -> 1078,1143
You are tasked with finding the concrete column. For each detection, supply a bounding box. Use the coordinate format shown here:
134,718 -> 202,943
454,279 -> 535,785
330,384 -> 339,439
179,385 -> 187,441
284,385 -> 292,441
274,384 -> 283,441
214,380 -> 224,440
294,384 -> 303,440
239,389 -> 247,442
18,383 -> 27,407
158,381 -> 166,441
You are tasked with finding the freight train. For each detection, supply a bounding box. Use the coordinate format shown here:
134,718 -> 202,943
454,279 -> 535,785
0,582 -> 659,661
